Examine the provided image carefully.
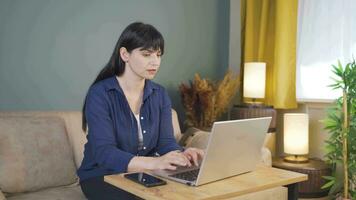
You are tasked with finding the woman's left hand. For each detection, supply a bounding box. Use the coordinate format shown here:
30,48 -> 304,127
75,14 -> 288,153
182,147 -> 205,167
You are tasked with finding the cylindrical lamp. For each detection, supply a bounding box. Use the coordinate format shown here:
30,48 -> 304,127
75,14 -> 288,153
243,62 -> 266,103
284,113 -> 309,163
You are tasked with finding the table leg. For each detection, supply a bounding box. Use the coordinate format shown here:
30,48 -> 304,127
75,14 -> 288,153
287,183 -> 299,200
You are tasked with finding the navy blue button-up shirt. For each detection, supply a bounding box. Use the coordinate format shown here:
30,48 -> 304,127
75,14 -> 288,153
77,76 -> 183,181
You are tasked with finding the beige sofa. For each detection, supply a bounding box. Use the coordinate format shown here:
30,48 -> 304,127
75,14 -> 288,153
0,110 -> 286,200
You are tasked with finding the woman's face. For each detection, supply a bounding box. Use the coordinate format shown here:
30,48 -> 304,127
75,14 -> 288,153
123,47 -> 162,80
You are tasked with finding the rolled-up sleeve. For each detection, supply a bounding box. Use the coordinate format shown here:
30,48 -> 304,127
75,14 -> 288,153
85,86 -> 135,173
155,88 -> 183,155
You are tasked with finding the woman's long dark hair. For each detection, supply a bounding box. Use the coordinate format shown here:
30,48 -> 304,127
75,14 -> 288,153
82,22 -> 165,131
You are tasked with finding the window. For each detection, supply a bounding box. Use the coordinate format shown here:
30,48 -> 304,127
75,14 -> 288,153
296,0 -> 356,101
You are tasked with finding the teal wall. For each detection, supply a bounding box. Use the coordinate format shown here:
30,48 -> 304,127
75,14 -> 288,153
0,0 -> 230,123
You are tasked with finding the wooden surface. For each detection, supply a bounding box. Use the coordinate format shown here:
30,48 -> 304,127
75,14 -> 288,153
104,166 -> 307,200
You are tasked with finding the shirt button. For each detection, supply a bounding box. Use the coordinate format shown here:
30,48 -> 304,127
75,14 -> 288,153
140,116 -> 144,120
143,130 -> 146,134
143,147 -> 146,150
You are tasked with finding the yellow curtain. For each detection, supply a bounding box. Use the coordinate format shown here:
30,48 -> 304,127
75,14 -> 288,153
241,0 -> 298,109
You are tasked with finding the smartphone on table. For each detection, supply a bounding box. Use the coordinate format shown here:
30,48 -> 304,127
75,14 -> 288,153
124,172 -> 167,187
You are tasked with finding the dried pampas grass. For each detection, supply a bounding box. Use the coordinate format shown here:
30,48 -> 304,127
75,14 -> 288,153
179,70 -> 240,129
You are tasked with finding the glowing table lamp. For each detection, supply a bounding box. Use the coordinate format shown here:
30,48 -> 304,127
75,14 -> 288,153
284,113 -> 309,163
243,62 -> 266,105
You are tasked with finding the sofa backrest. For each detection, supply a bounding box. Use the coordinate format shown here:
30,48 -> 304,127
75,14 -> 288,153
0,115 -> 78,194
0,110 -> 183,169
0,111 -> 87,169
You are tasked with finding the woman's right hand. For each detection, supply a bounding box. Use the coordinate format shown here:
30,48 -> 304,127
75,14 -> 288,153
128,151 -> 191,172
151,150 -> 191,170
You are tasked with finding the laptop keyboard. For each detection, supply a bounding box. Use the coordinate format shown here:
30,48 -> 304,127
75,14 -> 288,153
169,169 -> 200,182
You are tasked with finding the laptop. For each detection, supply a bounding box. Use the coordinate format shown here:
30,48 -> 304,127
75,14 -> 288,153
152,117 -> 272,186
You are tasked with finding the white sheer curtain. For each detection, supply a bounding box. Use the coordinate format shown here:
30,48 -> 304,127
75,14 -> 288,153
296,0 -> 356,101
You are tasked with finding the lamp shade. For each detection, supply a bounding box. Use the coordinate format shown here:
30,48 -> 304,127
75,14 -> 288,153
243,62 -> 266,99
284,113 -> 309,155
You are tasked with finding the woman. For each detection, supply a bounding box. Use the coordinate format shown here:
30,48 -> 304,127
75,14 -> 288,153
77,22 -> 204,200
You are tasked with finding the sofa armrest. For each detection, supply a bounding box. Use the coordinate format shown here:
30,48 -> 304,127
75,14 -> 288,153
0,190 -> 6,200
260,147 -> 272,167
178,127 -> 201,146
180,128 -> 210,150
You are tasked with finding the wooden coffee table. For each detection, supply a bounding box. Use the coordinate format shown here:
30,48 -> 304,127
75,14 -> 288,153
105,166 -> 307,200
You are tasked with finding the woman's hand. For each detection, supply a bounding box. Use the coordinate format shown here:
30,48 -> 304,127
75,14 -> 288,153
182,147 -> 205,167
152,150 -> 191,170
128,150 -> 191,172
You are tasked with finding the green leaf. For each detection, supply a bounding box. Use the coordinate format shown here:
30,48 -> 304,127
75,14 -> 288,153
328,83 -> 340,88
328,180 -> 342,196
332,64 -> 343,77
337,60 -> 343,72
325,145 -> 336,152
345,63 -> 351,78
322,176 -> 335,181
321,179 -> 335,189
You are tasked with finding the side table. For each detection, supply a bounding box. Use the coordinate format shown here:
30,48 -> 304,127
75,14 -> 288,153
272,157 -> 332,198
230,105 -> 277,132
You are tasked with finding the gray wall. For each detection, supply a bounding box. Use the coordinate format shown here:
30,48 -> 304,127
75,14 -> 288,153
229,0 -> 242,105
0,0 -> 230,124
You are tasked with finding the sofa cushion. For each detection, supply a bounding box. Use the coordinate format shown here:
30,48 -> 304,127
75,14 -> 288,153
0,111 -> 88,169
7,185 -> 85,200
0,190 -> 5,200
0,116 -> 77,194
58,112 -> 87,168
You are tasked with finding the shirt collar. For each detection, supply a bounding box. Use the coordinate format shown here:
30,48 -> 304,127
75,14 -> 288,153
106,76 -> 158,101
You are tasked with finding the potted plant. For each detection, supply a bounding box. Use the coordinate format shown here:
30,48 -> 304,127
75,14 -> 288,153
179,70 -> 240,130
322,60 -> 356,200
